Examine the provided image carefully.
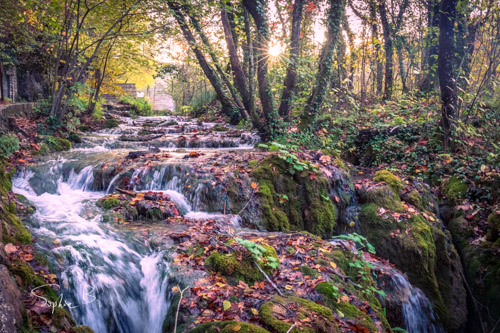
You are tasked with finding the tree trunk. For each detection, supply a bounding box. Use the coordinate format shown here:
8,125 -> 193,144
300,0 -> 345,129
243,8 -> 256,119
419,0 -> 440,92
0,62 -> 4,102
220,6 -> 256,123
168,1 -> 239,124
438,0 -> 459,149
243,0 -> 280,138
278,0 -> 304,121
396,39 -> 408,93
378,1 -> 393,100
368,0 -> 383,96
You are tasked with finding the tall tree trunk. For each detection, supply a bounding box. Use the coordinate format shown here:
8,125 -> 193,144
0,62 -> 4,102
168,1 -> 240,124
438,0 -> 458,148
369,0 -> 383,96
396,39 -> 408,93
278,0 -> 304,121
243,8 -> 256,119
419,0 -> 440,92
220,5 -> 256,124
300,0 -> 345,129
243,0 -> 280,138
378,1 -> 393,100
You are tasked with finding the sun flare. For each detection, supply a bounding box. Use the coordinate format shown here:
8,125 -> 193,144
268,43 -> 283,57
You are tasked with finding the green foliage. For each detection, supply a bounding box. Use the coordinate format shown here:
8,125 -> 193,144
119,95 -> 153,116
103,197 -> 120,209
0,134 -> 19,159
333,233 -> 376,254
235,238 -> 280,270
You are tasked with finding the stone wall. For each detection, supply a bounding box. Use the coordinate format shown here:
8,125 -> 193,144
1,65 -> 18,102
0,102 -> 37,130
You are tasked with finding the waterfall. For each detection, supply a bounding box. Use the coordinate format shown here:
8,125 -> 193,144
12,164 -> 172,333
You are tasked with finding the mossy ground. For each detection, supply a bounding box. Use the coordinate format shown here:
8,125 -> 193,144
373,170 -> 402,192
442,176 -> 467,203
188,321 -> 270,333
259,295 -> 337,333
250,155 -> 337,238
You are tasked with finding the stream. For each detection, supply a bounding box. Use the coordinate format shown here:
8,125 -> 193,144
12,114 -> 443,333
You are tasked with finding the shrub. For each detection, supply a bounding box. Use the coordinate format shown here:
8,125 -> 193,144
0,134 -> 19,159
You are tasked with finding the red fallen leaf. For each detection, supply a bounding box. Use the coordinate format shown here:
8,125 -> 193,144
422,165 -> 429,172
332,195 -> 340,203
17,159 -> 26,164
258,281 -> 265,290
466,215 -> 474,220
309,173 -> 317,180
30,143 -> 40,151
355,184 -> 362,190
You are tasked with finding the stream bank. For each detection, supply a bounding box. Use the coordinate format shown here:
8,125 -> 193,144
0,109 -> 497,332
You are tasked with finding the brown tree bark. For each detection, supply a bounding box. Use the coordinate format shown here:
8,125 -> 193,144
438,0 -> 459,148
299,0 -> 345,129
168,1 -> 240,124
378,1 -> 393,100
0,62 -> 4,102
243,0 -> 280,137
278,0 -> 304,121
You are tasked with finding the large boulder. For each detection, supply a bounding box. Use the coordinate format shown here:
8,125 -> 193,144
0,264 -> 23,332
357,171 -> 467,331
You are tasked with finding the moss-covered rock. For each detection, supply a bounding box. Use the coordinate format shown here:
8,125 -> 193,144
486,210 -> 500,242
359,184 -> 404,212
300,265 -> 318,278
359,204 -> 467,331
374,170 -> 402,193
45,136 -> 72,152
188,321 -> 270,333
204,250 -> 272,284
102,197 -> 120,209
71,326 -> 95,333
442,176 -> 467,203
259,295 -> 338,333
104,118 -> 120,129
314,282 -> 379,332
448,216 -> 500,332
248,156 -> 337,238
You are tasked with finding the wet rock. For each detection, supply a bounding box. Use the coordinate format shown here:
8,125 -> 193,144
0,264 -> 23,332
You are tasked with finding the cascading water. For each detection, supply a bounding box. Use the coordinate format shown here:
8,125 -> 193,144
11,114 -> 445,332
13,162 -> 172,333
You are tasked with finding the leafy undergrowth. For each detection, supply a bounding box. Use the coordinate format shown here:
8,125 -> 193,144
160,217 -> 393,332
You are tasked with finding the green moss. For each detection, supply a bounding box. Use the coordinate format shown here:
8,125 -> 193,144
248,160 -> 259,168
374,170 -> 402,193
259,295 -> 337,333
188,321 -> 270,333
486,211 -> 500,242
314,282 -> 384,333
333,158 -> 347,171
71,327 -> 94,333
300,265 -> 318,278
104,118 -> 120,128
9,261 -> 59,301
45,136 -> 72,152
407,190 -> 424,210
442,176 -> 467,202
103,197 -> 120,209
363,185 -> 404,212
320,149 -> 340,158
250,156 -> 337,238
53,307 -> 75,328
204,251 -> 264,284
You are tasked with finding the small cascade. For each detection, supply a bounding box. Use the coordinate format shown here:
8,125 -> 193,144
367,257 -> 445,333
12,167 -> 172,333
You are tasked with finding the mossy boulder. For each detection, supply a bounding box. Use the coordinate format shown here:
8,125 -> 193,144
442,176 -> 467,203
314,282 -> 380,332
45,136 -> 72,152
104,118 -> 120,128
71,327 -> 95,333
359,204 -> 467,331
204,247 -> 278,284
448,216 -> 500,331
358,184 -> 404,212
102,197 -> 120,209
259,295 -> 338,333
374,170 -> 402,193
486,210 -> 500,242
247,156 -> 337,238
188,321 -> 270,333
